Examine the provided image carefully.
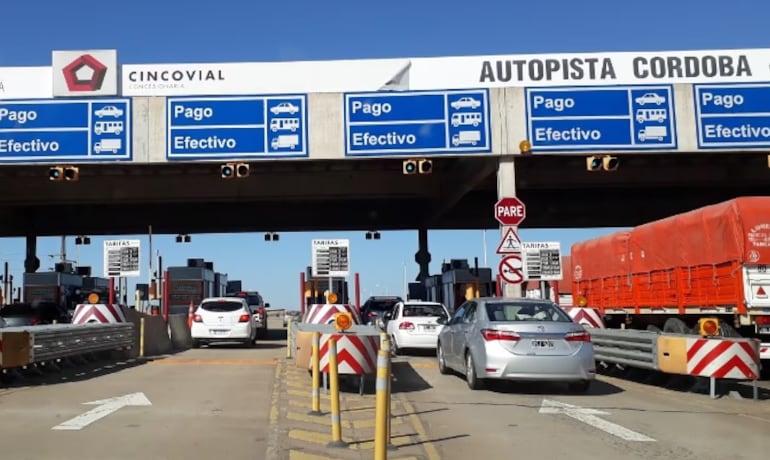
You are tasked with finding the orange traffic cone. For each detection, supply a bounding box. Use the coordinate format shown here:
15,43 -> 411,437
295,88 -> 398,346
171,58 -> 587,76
187,300 -> 195,328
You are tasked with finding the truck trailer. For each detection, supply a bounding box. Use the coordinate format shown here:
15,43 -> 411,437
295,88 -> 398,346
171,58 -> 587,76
571,197 -> 770,363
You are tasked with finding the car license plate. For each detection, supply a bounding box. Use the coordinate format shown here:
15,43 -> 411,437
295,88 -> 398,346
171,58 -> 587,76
210,329 -> 228,335
759,326 -> 770,335
423,325 -> 435,331
531,339 -> 554,349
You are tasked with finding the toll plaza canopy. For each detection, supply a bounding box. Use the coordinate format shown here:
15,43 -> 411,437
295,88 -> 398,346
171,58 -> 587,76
1,48 -> 770,235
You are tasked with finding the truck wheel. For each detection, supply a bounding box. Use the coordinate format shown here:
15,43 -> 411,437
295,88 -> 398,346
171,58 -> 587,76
663,318 -> 692,334
718,322 -> 741,338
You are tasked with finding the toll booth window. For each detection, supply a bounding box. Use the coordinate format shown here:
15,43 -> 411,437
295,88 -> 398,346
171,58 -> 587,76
403,304 -> 448,318
485,302 -> 572,323
201,301 -> 243,313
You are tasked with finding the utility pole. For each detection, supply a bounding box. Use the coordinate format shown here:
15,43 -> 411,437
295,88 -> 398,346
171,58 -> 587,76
60,236 -> 66,264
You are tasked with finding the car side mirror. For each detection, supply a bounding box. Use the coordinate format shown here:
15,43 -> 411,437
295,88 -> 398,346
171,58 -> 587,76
265,303 -> 270,308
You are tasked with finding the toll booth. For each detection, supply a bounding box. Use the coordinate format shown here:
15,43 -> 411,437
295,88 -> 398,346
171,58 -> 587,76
167,258 -> 217,315
419,259 -> 495,313
226,280 -> 242,295
303,266 -> 350,308
22,264 -> 111,314
213,272 -> 228,297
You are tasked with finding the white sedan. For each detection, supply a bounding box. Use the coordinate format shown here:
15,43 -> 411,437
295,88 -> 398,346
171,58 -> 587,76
191,297 -> 257,348
385,301 -> 450,355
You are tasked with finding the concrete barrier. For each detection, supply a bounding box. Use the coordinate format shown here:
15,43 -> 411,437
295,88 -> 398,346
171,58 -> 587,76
122,308 -> 173,357
168,314 -> 193,350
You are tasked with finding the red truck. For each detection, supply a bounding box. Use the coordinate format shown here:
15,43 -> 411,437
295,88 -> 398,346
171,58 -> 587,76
571,197 -> 770,364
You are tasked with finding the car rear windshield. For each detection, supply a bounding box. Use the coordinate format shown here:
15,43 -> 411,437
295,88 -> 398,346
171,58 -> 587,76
485,302 -> 571,322
403,304 -> 447,318
201,301 -> 243,313
365,299 -> 400,312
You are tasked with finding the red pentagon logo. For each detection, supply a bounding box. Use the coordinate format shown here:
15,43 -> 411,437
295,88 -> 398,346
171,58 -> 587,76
62,54 -> 108,92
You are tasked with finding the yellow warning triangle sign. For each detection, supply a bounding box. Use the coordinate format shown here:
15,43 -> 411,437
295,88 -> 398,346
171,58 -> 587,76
496,228 -> 522,254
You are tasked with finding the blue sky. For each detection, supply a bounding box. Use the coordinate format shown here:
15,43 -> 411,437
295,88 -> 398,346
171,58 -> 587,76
0,0 -> 765,308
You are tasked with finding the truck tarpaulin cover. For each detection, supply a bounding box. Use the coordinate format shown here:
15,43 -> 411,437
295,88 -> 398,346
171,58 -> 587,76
570,197 -> 770,312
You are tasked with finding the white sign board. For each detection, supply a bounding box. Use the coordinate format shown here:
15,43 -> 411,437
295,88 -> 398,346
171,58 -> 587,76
311,239 -> 350,277
52,50 -> 118,97
103,239 -> 141,278
521,242 -> 563,281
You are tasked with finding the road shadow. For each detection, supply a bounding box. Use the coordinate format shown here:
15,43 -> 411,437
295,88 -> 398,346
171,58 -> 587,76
597,364 -> 770,401
0,352 -> 155,388
439,367 -> 624,396
391,361 -> 433,394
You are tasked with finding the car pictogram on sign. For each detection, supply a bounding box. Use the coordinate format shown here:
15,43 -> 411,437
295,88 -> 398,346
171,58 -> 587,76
62,54 -> 108,92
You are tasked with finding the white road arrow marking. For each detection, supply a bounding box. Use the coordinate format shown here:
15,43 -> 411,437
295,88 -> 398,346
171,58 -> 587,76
539,399 -> 656,442
52,392 -> 152,431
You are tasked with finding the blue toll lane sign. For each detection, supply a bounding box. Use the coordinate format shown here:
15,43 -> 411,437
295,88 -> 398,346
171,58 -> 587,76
343,89 -> 491,156
0,99 -> 132,163
694,84 -> 770,149
166,95 -> 308,160
525,86 -> 677,151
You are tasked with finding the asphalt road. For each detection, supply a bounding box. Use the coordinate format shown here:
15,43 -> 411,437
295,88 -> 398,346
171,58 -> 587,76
0,342 -> 281,460
397,354 -> 770,460
1,328 -> 768,460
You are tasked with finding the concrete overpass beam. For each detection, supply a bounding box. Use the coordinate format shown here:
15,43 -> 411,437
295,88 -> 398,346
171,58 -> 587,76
498,155 -> 522,298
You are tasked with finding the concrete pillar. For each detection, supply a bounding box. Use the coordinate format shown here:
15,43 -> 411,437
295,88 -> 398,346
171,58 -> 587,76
497,155 -> 522,298
23,235 -> 40,273
414,228 -> 431,282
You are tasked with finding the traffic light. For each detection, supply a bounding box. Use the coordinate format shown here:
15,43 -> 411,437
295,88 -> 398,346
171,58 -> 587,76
49,166 -> 79,181
64,166 -> 79,181
698,318 -> 720,336
586,155 -> 619,171
236,163 -> 250,177
48,166 -> 63,181
332,311 -> 353,331
403,159 -> 417,175
418,159 -> 433,174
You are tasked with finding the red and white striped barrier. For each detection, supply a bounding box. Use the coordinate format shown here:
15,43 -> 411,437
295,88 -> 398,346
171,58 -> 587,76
304,304 -> 361,325
71,304 -> 127,324
303,303 -> 378,375
686,337 -> 761,380
318,334 -> 379,375
563,307 -> 605,329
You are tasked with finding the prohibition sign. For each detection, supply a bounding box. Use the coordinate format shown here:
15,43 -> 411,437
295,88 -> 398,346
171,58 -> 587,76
499,254 -> 524,284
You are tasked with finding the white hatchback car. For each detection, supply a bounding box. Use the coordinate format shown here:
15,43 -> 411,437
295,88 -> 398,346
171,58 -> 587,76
385,301 -> 450,355
191,297 -> 257,348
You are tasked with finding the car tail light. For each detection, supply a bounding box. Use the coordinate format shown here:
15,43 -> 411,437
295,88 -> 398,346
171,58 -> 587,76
30,317 -> 40,326
481,329 -> 520,341
399,322 -> 415,331
565,331 -> 591,342
238,314 -> 251,323
755,316 -> 770,325
368,312 -> 377,317
193,314 -> 203,323
258,307 -> 265,317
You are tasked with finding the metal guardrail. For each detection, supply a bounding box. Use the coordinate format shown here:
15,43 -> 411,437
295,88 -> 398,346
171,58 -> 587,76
0,323 -> 134,368
588,328 -> 659,370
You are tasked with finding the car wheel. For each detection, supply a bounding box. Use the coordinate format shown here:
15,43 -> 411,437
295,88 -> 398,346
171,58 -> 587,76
567,380 -> 592,393
465,352 -> 484,390
390,335 -> 401,356
437,342 -> 449,375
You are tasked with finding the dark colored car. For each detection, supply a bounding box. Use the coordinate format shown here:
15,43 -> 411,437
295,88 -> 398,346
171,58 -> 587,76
361,296 -> 403,325
0,302 -> 71,327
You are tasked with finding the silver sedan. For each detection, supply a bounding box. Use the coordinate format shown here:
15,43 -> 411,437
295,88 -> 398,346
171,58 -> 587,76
436,297 -> 596,392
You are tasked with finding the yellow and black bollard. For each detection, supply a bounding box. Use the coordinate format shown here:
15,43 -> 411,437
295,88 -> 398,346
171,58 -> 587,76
326,336 -> 347,448
308,332 -> 322,416
374,333 -> 393,459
